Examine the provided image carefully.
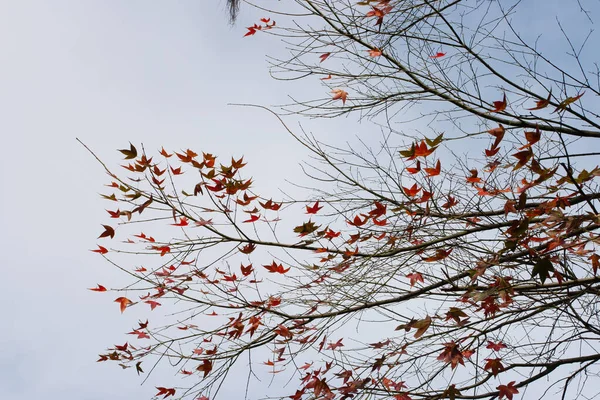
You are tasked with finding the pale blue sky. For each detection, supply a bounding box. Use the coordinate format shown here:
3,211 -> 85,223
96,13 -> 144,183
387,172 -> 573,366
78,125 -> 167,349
2,1 -> 599,399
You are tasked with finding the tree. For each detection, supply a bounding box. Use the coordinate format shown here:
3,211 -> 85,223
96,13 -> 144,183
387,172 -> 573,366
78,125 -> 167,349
86,1 -> 600,399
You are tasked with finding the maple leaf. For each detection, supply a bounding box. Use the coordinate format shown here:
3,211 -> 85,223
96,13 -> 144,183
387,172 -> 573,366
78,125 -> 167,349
466,169 -> 482,184
430,52 -> 446,58
486,340 -> 507,351
442,195 -> 458,209
306,201 -> 323,214
445,307 -> 468,324
155,387 -> 176,399
347,214 -> 369,227
294,220 -> 320,236
368,48 -> 382,57
365,5 -> 391,25
244,26 -> 258,37
89,284 -> 107,292
171,217 -> 189,227
327,338 -> 344,350
196,359 -> 213,378
589,253 -> 600,275
403,183 -> 421,197
406,140 -> 436,160
240,263 -> 254,276
324,229 -> 341,239
412,316 -> 432,339
488,124 -> 505,149
263,261 -> 290,274
159,147 -> 172,157
531,256 -> 554,284
239,243 -> 256,254
519,125 -> 541,149
406,160 -> 421,174
484,357 -> 504,376
491,93 -> 507,113
319,52 -> 331,62
243,214 -> 261,223
441,385 -> 461,400
118,143 -> 138,159
321,74 -> 332,80
332,89 -> 348,104
151,246 -> 171,256
528,90 -> 552,110
406,272 -> 424,287
512,148 -> 533,170
485,146 -> 501,157
497,381 -> 519,400
423,248 -> 452,262
114,297 -> 132,313
91,245 -> 108,255
145,300 -> 161,310
555,92 -> 584,112
437,341 -> 465,369
259,199 -> 282,211
424,160 -> 441,177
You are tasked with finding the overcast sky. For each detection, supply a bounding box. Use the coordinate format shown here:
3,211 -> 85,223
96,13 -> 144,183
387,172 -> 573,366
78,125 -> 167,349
0,2 -> 315,399
2,1 -> 599,400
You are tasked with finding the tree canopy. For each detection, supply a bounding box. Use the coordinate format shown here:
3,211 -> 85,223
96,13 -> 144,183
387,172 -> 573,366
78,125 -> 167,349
86,1 -> 600,399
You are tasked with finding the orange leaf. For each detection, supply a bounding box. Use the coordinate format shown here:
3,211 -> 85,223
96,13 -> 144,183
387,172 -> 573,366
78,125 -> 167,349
488,124 -> 505,149
406,160 -> 421,174
555,92 -> 584,112
424,160 -> 441,177
403,183 -> 421,197
114,297 -> 132,313
368,48 -> 382,57
512,149 -> 533,170
332,89 -> 348,105
527,91 -> 551,110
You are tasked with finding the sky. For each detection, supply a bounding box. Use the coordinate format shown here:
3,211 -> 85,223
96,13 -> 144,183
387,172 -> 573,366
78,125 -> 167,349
0,2 -> 324,399
1,1 -> 599,400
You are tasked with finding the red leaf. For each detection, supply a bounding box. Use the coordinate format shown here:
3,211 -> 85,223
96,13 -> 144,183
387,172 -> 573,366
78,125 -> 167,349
263,261 -> 290,274
144,300 -> 161,310
243,214 -> 261,223
319,52 -> 331,62
89,284 -> 107,292
497,381 -> 519,400
486,341 -> 507,351
406,272 -> 424,287
306,201 -> 323,214
171,217 -> 189,227
491,93 -> 507,113
430,52 -> 446,58
91,245 -> 108,255
155,387 -> 176,399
